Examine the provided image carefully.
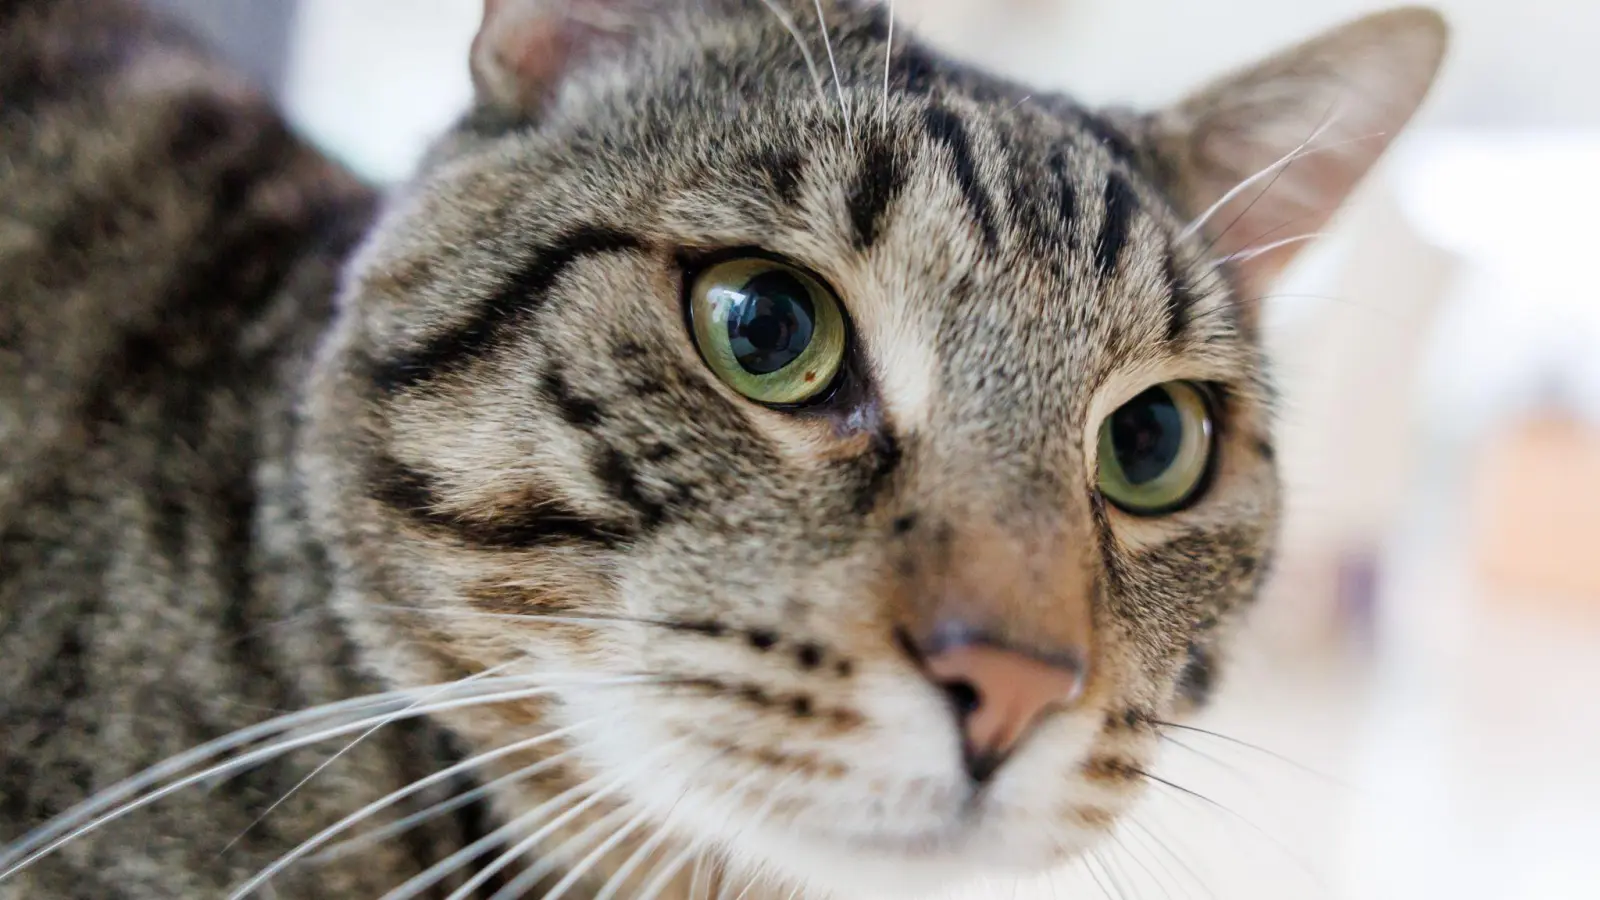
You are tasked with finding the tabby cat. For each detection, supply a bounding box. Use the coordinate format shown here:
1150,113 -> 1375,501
0,0 -> 1447,897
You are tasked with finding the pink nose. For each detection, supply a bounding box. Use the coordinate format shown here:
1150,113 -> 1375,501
924,641 -> 1086,780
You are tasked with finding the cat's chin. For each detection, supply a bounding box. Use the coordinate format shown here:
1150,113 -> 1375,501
736,826 -> 1075,896
731,818 -> 1082,899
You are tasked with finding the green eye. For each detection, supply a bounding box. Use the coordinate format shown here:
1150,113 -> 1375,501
687,258 -> 847,405
1097,382 -> 1215,515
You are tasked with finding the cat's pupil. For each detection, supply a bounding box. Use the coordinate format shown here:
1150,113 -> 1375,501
1110,387 -> 1183,485
725,271 -> 815,375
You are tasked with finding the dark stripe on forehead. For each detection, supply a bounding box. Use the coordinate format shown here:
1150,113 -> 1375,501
371,228 -> 645,394
848,134 -> 906,250
1163,253 -> 1196,342
368,454 -> 629,549
751,147 -> 805,207
921,106 -> 999,248
1052,148 -> 1079,250
1095,174 -> 1138,278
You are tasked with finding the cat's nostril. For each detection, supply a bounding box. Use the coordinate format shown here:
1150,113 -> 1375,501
941,678 -> 981,716
922,638 -> 1087,782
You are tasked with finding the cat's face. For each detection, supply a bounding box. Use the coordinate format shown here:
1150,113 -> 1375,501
303,1 -> 1443,894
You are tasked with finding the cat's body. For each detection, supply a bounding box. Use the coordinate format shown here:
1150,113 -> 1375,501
0,3 -> 490,896
0,1 -> 1446,898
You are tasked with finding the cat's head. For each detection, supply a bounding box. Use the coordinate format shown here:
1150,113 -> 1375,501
303,1 -> 1445,894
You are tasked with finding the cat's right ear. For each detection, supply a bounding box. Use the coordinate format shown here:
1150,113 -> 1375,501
470,0 -> 659,118
1141,7 -> 1449,298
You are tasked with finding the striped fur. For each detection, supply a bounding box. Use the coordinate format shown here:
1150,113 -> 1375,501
2,0 -> 1444,897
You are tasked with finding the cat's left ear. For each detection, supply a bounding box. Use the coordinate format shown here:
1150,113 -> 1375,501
470,0 -> 662,118
1140,7 -> 1449,296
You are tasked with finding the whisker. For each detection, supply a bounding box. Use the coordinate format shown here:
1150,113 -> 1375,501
1134,767 -> 1324,889
1215,232 -> 1328,265
481,800 -> 644,900
1205,126 -> 1391,260
1178,105 -> 1342,245
1081,851 -> 1122,900
384,806 -> 554,900
1153,721 -> 1344,786
229,722 -> 604,897
880,0 -> 896,129
0,679 -> 504,872
305,747 -> 580,866
1123,816 -> 1215,900
1105,831 -> 1176,900
2,676 -> 654,882
441,738 -> 689,900
591,814 -> 676,900
634,843 -> 699,900
504,802 -> 653,900
718,768 -> 805,900
757,0 -> 827,105
1004,94 -> 1034,115
378,775 -> 605,900
1096,849 -> 1136,900
374,605 -> 688,632
218,661 -> 517,858
812,0 -> 853,145
732,874 -> 762,900
689,851 -> 709,900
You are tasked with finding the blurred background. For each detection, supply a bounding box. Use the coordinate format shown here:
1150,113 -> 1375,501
151,0 -> 1600,897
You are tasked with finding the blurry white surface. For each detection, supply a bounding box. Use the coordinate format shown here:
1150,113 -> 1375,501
1395,131 -> 1600,435
282,0 -> 478,181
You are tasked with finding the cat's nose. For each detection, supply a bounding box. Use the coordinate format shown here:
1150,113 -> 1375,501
916,630 -> 1088,782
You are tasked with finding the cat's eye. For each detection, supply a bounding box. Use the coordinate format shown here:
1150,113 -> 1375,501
1096,381 -> 1215,515
686,257 -> 847,406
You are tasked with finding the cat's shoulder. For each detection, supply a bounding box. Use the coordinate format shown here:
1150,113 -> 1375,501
0,0 -> 371,521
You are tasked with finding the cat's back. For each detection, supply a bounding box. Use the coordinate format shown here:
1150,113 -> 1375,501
0,4 -> 460,896
0,0 -> 363,519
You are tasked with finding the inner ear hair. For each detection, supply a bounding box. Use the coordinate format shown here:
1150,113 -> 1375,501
1140,6 -> 1449,299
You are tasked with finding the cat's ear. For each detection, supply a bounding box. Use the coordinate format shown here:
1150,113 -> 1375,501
1142,7 -> 1448,295
470,0 -> 660,118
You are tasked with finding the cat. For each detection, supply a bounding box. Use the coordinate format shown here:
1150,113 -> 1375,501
0,0 -> 1447,897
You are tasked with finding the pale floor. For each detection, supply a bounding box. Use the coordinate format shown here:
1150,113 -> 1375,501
950,531 -> 1600,900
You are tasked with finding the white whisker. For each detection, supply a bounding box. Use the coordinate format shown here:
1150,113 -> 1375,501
492,802 -> 652,900
1177,107 -> 1344,244
812,0 -> 853,144
374,606 -> 666,630
1,676 -> 656,882
306,746 -> 576,866
1126,817 -> 1216,900
713,768 -> 801,900
880,0 -> 896,129
1215,232 -> 1327,265
689,851 -> 709,900
0,681 -> 488,872
440,738 -> 688,900
227,723 -> 600,898
732,874 -> 762,900
635,843 -> 699,900
757,0 -> 827,105
591,809 -> 676,900
379,787 -> 576,900
218,661 -> 516,858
